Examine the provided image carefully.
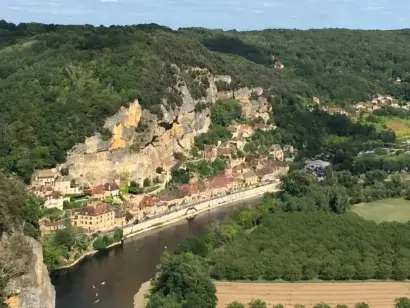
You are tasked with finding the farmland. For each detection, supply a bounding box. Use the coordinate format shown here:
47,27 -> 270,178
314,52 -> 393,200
215,281 -> 410,308
352,198 -> 410,223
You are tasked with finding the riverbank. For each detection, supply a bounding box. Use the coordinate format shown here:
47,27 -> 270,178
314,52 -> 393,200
55,241 -> 122,270
123,182 -> 280,239
134,281 -> 151,308
54,182 -> 279,271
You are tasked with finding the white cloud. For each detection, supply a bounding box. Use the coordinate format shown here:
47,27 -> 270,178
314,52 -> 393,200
100,0 -> 119,3
252,9 -> 263,13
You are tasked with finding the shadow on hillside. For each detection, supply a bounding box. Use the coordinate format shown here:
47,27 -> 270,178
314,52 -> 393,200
201,35 -> 270,65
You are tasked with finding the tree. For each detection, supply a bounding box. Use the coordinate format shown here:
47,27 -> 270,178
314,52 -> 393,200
247,299 -> 267,308
173,152 -> 186,161
53,227 -> 75,250
354,303 -> 369,308
113,228 -> 124,242
128,181 -> 142,194
147,252 -> 217,308
392,259 -> 409,280
395,297 -> 410,308
336,305 -> 348,308
156,167 -> 163,174
143,178 -> 151,187
93,236 -> 107,250
313,304 -> 331,308
211,99 -> 242,127
227,302 -> 245,308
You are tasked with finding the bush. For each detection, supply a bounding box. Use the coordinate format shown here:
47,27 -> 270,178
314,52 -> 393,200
129,181 -> 142,194
143,178 -> 151,187
156,167 -> 163,174
113,228 -> 124,242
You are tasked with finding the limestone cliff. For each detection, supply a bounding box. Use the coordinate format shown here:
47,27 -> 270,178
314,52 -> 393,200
60,66 -> 268,187
4,237 -> 55,308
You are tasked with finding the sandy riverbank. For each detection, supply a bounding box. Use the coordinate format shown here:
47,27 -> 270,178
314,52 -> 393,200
134,280 -> 151,308
55,241 -> 122,270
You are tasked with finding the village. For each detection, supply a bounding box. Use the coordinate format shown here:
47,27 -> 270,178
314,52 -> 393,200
30,122 -> 292,237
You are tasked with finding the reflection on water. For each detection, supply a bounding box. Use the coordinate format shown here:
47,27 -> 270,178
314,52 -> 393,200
52,198 -> 260,308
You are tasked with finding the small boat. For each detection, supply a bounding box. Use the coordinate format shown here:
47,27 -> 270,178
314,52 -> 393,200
164,246 -> 167,249
96,293 -> 98,297
101,281 -> 105,285
92,285 -> 96,289
93,299 -> 99,304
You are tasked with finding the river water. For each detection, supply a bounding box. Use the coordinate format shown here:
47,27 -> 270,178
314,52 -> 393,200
51,197 -> 261,308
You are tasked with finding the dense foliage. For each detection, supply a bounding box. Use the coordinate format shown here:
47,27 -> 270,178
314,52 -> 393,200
0,21 -> 296,182
147,252 -> 217,308
183,28 -> 410,103
0,173 -> 42,236
4,21 -> 410,181
207,211 -> 410,281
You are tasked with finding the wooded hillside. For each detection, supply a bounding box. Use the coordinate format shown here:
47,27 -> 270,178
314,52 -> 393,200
1,21 -> 410,181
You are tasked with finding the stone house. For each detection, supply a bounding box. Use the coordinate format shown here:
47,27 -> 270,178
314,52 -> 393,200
238,169 -> 259,186
210,174 -> 238,196
32,169 -> 58,186
53,176 -> 71,195
256,161 -> 289,183
40,219 -> 67,235
114,208 -> 126,228
71,203 -> 116,232
43,191 -> 65,211
53,176 -> 83,196
87,185 -> 105,200
103,182 -> 120,198
30,185 -> 54,199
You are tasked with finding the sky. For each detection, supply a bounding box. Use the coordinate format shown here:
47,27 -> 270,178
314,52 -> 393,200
1,0 -> 409,30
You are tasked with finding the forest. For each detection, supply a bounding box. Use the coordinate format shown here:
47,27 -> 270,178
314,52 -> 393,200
2,21 -> 410,182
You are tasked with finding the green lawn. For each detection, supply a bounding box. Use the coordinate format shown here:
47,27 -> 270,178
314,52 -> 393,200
352,198 -> 410,223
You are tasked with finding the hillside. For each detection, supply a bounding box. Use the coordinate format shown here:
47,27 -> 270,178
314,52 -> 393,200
2,21 -> 410,181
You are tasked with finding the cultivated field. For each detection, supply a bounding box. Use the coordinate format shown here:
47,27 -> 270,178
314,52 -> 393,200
352,198 -> 410,223
215,281 -> 410,308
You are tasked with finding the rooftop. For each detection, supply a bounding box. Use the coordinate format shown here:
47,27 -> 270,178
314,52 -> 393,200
103,182 -> 120,191
36,169 -> 58,179
79,203 -> 113,216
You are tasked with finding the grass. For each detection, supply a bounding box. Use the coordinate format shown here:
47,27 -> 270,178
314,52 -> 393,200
351,198 -> 410,223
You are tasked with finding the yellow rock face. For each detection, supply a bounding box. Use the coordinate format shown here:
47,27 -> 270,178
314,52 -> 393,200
5,295 -> 19,308
109,100 -> 142,150
124,100 -> 142,128
110,123 -> 126,150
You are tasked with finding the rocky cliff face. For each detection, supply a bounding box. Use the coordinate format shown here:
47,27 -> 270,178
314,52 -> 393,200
61,67 -> 270,187
4,237 -> 55,308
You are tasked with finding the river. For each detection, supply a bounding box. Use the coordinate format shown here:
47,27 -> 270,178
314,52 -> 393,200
51,197 -> 261,308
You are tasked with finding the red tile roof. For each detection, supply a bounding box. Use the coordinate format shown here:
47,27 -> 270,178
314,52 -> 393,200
211,174 -> 234,188
91,185 -> 104,196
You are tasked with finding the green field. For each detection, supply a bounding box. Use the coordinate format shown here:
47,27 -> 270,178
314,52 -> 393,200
352,198 -> 410,223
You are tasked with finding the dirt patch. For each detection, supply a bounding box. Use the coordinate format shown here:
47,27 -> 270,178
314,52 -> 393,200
386,120 -> 408,133
215,281 -> 410,308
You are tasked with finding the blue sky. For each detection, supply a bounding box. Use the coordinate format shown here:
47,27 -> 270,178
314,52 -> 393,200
1,0 -> 409,30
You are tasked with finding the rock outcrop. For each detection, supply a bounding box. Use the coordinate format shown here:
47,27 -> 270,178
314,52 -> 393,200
59,67 -> 267,187
4,237 -> 55,308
